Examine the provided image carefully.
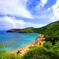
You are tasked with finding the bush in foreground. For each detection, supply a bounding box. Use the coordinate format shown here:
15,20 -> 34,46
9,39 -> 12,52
23,46 -> 50,59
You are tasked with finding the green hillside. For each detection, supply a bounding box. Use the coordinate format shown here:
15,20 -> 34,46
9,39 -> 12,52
36,21 -> 59,34
37,21 -> 59,45
3,21 -> 59,59
7,27 -> 35,33
7,21 -> 59,45
7,21 -> 59,34
23,21 -> 59,59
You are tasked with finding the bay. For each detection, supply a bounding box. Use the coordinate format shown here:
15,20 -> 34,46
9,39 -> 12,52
0,31 -> 39,52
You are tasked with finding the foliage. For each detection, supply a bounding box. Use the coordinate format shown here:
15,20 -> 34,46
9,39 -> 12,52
0,44 -> 5,48
23,46 -> 50,59
0,51 -> 22,59
7,21 -> 59,37
22,20 -> 59,59
43,41 -> 52,49
4,21 -> 59,59
37,21 -> 59,34
20,27 -> 35,33
23,44 -> 59,59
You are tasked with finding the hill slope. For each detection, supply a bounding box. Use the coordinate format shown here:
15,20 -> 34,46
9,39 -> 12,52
7,27 -> 35,33
7,21 -> 59,45
37,21 -> 59,34
2,21 -> 59,59
7,21 -> 59,35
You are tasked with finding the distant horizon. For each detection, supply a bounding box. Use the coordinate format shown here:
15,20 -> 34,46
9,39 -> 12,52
0,20 -> 59,31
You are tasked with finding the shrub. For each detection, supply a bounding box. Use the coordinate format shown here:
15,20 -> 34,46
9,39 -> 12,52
43,41 -> 52,49
23,46 -> 50,59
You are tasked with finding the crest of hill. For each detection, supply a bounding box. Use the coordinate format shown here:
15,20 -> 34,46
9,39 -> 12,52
37,21 -> 59,35
7,21 -> 59,35
7,27 -> 35,33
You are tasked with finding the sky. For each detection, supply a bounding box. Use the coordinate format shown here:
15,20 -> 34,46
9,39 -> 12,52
0,0 -> 59,30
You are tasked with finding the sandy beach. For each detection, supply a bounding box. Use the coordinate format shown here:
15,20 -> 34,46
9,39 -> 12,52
8,34 -> 45,56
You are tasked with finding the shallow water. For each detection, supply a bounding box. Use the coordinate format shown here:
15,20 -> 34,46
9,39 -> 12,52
0,31 -> 39,52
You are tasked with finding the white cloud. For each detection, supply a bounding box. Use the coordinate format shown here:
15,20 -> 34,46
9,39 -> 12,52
24,22 -> 46,28
34,15 -> 46,19
0,16 -> 16,30
0,16 -> 46,30
47,8 -> 50,12
15,19 -> 46,28
36,0 -> 48,10
0,0 -> 33,19
41,0 -> 47,7
50,0 -> 59,22
50,17 -> 59,22
52,0 -> 59,10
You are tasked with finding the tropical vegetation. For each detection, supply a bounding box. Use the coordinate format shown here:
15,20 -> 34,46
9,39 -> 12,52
0,21 -> 59,59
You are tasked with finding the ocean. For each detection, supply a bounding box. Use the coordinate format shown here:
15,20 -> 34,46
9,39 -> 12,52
0,31 -> 39,52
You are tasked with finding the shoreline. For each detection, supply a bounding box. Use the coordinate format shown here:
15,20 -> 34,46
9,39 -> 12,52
8,34 -> 45,56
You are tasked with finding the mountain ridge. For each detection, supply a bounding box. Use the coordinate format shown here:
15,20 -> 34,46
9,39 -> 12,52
7,21 -> 59,35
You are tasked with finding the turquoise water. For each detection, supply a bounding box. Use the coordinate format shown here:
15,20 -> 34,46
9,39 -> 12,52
0,31 -> 39,52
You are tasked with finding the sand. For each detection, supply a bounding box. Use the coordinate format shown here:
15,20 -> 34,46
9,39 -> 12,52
8,34 -> 45,56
